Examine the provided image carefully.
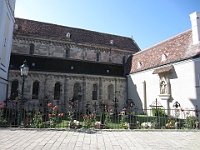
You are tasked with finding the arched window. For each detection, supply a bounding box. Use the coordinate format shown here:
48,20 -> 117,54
123,56 -> 126,64
29,43 -> 34,55
32,81 -> 39,99
96,53 -> 100,62
73,83 -> 81,100
10,80 -> 19,100
54,82 -> 61,100
92,84 -> 98,100
108,84 -> 114,101
66,49 -> 70,58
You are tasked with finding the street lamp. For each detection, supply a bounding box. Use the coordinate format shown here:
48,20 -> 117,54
18,60 -> 29,126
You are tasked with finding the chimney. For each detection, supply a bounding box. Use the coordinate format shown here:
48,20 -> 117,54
190,12 -> 200,45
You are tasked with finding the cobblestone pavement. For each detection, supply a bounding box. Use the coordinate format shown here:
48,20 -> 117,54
0,129 -> 200,150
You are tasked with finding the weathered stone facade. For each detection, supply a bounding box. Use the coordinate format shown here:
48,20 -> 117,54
11,37 -> 133,64
7,18 -> 140,114
8,70 -> 126,113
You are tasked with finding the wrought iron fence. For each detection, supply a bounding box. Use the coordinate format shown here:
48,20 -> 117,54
0,100 -> 199,130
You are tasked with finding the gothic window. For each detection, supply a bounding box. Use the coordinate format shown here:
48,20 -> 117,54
92,84 -> 98,100
96,53 -> 100,62
54,82 -> 61,100
29,43 -> 34,55
66,49 -> 70,58
123,56 -> 126,64
32,81 -> 39,99
10,80 -> 18,100
73,83 -> 81,100
108,84 -> 114,101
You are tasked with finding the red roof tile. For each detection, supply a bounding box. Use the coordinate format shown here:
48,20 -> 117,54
126,29 -> 200,73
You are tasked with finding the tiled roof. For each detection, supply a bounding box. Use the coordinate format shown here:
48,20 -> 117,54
13,18 -> 140,52
126,29 -> 200,74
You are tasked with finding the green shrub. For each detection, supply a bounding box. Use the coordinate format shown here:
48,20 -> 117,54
183,116 -> 197,129
151,108 -> 166,116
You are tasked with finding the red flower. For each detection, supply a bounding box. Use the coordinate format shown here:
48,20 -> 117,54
52,105 -> 58,111
91,113 -> 95,117
83,115 -> 87,119
0,102 -> 2,106
47,103 -> 52,107
61,113 -> 64,117
48,113 -> 52,117
72,105 -> 74,109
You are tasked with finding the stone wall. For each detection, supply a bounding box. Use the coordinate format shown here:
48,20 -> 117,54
12,37 -> 131,64
8,70 -> 127,114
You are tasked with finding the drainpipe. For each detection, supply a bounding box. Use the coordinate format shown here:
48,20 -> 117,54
166,79 -> 171,115
143,81 -> 147,114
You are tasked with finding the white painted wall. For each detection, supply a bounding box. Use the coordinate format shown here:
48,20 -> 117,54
128,58 -> 200,119
0,0 -> 15,102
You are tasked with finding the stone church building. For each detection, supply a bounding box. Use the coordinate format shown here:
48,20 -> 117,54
7,12 -> 200,120
8,18 -> 140,113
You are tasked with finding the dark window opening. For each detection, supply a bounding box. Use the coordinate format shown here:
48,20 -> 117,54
32,81 -> 39,99
92,84 -> 98,100
108,84 -> 114,101
96,53 -> 100,62
10,80 -> 18,100
29,43 -> 34,55
123,56 -> 126,64
73,83 -> 80,100
54,82 -> 60,100
66,49 -> 70,58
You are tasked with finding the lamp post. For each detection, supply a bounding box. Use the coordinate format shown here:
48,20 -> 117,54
129,101 -> 135,126
18,60 -> 29,126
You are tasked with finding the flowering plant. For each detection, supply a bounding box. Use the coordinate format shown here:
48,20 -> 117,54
104,108 -> 113,126
0,102 -> 7,125
68,101 -> 79,128
82,112 -> 96,128
47,103 -> 58,127
119,108 -> 129,129
33,111 -> 43,128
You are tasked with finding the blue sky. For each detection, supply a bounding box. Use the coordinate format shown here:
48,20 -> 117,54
15,0 -> 200,50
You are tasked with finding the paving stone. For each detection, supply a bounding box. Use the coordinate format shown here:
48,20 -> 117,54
0,129 -> 200,150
